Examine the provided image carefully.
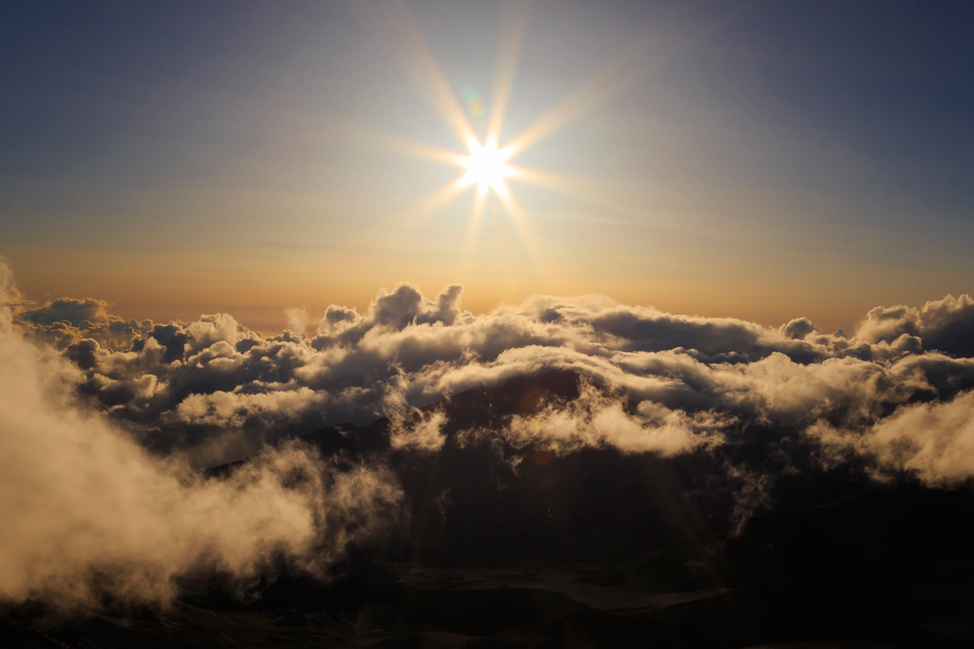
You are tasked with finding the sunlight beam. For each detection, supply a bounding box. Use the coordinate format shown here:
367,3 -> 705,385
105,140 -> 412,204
504,2 -> 753,158
387,176 -> 469,227
358,128 -> 467,168
507,165 -> 648,220
366,0 -> 478,147
461,183 -> 490,258
486,0 -> 532,145
504,39 -> 649,159
493,180 -> 540,263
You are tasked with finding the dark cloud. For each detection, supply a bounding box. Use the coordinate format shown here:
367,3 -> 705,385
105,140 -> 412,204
19,297 -> 111,326
17,297 -> 153,352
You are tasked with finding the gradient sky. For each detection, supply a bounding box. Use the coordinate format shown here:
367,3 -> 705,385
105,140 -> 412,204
2,0 -> 973,333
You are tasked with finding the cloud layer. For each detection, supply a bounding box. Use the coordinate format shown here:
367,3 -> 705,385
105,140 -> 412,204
6,267 -> 974,605
14,280 -> 974,481
0,269 -> 402,608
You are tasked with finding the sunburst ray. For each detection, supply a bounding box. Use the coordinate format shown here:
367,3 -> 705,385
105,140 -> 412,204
493,180 -> 542,270
507,165 -> 647,220
486,0 -> 532,145
386,175 -> 469,228
503,1 -> 750,159
360,0 -> 747,267
365,0 -> 477,147
358,127 -> 467,167
461,183 -> 490,257
504,39 -> 649,159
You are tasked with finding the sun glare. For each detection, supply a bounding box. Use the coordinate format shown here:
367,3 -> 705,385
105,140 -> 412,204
459,137 -> 514,191
371,0 -> 644,259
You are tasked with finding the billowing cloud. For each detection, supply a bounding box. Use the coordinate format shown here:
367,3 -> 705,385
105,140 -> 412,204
16,296 -> 154,352
7,266 -> 974,606
11,281 -> 974,477
0,266 -> 403,608
809,389 -> 974,486
462,379 -> 726,457
19,297 -> 112,326
856,293 -> 974,357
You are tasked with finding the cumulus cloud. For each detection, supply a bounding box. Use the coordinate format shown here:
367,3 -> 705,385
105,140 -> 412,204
724,464 -> 774,535
19,297 -> 112,326
809,390 -> 974,486
16,297 -> 154,352
0,265 -> 402,608
13,281 -> 974,458
284,306 -> 310,334
10,272 -> 974,551
463,379 -> 726,457
856,293 -> 974,357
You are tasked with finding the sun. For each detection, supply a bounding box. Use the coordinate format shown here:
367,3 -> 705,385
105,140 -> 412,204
459,137 -> 514,192
370,0 -> 641,257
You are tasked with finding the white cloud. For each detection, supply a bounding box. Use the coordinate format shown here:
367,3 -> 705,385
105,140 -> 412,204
0,264 -> 402,607
808,389 -> 974,486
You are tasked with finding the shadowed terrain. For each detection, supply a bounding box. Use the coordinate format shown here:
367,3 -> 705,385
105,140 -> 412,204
4,370 -> 974,647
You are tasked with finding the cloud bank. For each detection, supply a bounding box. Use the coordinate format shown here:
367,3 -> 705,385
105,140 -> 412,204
0,267 -> 402,608
14,278 -> 974,481
6,264 -> 974,605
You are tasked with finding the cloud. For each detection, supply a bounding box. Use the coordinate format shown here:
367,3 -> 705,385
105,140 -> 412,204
463,378 -> 726,457
0,265 -> 403,608
724,464 -> 774,535
808,389 -> 974,486
13,280 -> 974,472
16,296 -> 154,352
284,306 -> 310,334
0,262 -> 14,333
9,270 -> 974,588
19,297 -> 112,327
389,409 -> 448,452
780,316 -> 816,340
856,293 -> 974,357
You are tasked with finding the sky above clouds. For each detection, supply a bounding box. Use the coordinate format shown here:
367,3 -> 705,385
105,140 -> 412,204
2,0 -> 974,333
